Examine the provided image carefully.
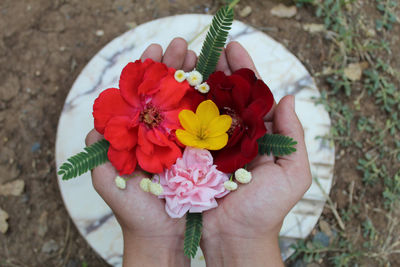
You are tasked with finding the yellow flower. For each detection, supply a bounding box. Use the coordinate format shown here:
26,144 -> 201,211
176,100 -> 232,150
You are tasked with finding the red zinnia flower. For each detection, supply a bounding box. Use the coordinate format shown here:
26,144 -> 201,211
93,59 -> 197,174
206,68 -> 274,173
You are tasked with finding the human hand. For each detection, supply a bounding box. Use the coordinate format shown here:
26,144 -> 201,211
85,38 -> 197,267
200,42 -> 313,267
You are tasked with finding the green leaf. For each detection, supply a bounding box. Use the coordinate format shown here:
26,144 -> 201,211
58,139 -> 110,180
184,213 -> 203,258
195,5 -> 235,80
258,134 -> 297,156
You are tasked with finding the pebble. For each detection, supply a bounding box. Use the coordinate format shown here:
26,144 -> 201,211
41,239 -> 59,253
31,142 -> 41,152
95,30 -> 104,37
239,6 -> 252,18
0,179 -> 25,196
0,208 -> 9,234
38,211 -> 48,237
270,4 -> 297,18
312,231 -> 330,247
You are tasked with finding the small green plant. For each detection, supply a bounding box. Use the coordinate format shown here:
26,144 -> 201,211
375,0 -> 398,30
257,134 -> 297,156
58,139 -> 110,180
383,171 -> 400,209
196,0 -> 238,80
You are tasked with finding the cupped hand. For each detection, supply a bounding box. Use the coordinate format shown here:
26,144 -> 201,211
85,38 -> 196,267
200,42 -> 312,266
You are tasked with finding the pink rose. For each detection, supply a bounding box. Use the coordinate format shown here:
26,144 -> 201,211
158,147 -> 230,218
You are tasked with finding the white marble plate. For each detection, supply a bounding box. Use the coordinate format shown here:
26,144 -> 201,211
56,14 -> 334,266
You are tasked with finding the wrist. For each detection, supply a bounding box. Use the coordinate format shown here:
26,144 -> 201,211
122,230 -> 190,267
201,234 -> 283,267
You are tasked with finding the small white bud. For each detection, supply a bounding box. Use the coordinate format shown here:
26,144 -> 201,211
139,178 -> 152,192
149,182 -> 164,196
224,180 -> 238,191
187,70 -> 203,86
115,176 -> 126,190
195,82 -> 210,94
174,70 -> 186,83
235,168 -> 252,184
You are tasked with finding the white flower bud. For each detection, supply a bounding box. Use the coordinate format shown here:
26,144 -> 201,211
224,180 -> 238,191
174,70 -> 186,83
195,82 -> 210,94
115,176 -> 126,190
187,70 -> 203,86
139,178 -> 152,192
235,168 -> 252,184
149,182 -> 164,196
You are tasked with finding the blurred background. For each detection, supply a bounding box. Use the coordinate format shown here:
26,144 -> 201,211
0,0 -> 399,266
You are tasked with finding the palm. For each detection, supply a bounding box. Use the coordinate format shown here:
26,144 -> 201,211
203,159 -> 298,240
91,162 -> 185,237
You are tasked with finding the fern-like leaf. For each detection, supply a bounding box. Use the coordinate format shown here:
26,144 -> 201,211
258,134 -> 297,156
195,5 -> 235,80
184,213 -> 203,258
58,139 -> 110,180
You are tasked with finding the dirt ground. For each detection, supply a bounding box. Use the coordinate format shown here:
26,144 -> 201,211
0,0 -> 399,266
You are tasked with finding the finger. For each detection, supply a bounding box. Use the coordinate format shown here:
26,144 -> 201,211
182,50 -> 197,71
264,102 -> 277,122
225,41 -> 260,78
85,129 -> 103,146
273,96 -> 311,183
85,129 -> 118,196
140,44 -> 163,62
215,48 -> 231,75
162,37 -> 188,69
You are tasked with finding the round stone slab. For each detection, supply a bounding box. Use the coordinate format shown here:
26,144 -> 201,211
56,14 -> 334,266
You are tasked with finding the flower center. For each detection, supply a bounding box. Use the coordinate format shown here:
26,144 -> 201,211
224,107 -> 242,136
140,104 -> 163,128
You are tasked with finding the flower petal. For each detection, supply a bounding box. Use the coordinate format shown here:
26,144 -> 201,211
152,75 -> 191,109
203,134 -> 229,150
137,61 -> 169,95
213,146 -> 247,173
137,125 -> 153,155
108,146 -> 137,175
119,60 -> 150,107
175,129 -> 201,148
137,143 -> 181,173
196,100 -> 220,126
104,116 -> 138,151
251,80 -> 274,114
178,110 -> 200,135
231,75 -> 251,113
93,88 -> 136,134
207,115 -> 232,138
240,136 -> 259,158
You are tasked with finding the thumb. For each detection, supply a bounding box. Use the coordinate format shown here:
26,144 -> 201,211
273,96 -> 311,182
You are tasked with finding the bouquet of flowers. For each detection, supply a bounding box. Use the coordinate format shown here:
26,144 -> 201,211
58,0 -> 297,258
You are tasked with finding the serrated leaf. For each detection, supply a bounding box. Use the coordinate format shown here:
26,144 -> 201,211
58,139 -> 110,180
184,213 -> 202,258
257,134 -> 297,156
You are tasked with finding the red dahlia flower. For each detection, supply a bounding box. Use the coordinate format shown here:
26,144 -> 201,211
206,68 -> 274,173
93,59 -> 197,174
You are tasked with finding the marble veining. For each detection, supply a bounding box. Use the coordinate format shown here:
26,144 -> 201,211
55,14 -> 335,266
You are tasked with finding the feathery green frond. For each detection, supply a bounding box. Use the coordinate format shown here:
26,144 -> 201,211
195,5 -> 235,80
58,139 -> 110,180
184,213 -> 203,258
258,134 -> 297,156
